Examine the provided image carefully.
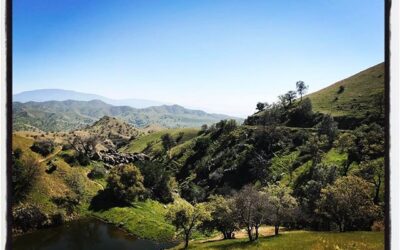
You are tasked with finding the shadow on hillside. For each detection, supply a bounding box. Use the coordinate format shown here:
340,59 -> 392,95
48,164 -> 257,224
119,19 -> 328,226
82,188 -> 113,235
88,189 -> 130,212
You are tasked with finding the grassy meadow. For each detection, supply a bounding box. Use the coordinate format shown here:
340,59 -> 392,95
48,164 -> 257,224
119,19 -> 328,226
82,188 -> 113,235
172,230 -> 384,250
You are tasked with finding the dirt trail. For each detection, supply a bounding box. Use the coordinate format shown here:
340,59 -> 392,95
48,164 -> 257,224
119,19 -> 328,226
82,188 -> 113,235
39,147 -> 62,163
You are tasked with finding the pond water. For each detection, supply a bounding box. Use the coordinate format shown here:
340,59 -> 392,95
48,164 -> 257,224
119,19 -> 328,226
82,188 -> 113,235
12,218 -> 178,250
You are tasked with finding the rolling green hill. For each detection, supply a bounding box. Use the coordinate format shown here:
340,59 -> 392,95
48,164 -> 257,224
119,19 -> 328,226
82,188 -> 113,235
121,127 -> 199,155
12,100 -> 242,132
306,63 -> 384,118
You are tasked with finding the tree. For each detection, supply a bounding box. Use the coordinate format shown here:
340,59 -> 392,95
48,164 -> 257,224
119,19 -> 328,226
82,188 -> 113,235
337,85 -> 345,94
106,164 -> 146,204
136,161 -> 174,203
161,133 -> 176,151
316,115 -> 338,145
167,199 -> 212,249
193,137 -> 211,153
69,135 -> 99,165
256,102 -> 266,112
287,98 -> 314,127
293,163 -> 339,230
278,95 -> 289,108
204,195 -> 238,239
285,91 -> 297,106
233,185 -> 267,241
374,93 -> 384,117
12,152 -> 40,203
261,103 -> 284,126
316,176 -> 379,232
296,81 -> 308,101
303,134 -> 329,166
355,158 -> 384,204
334,132 -> 357,175
66,171 -> 85,203
30,140 -> 55,156
264,184 -> 297,235
353,123 -> 384,162
200,124 -> 208,133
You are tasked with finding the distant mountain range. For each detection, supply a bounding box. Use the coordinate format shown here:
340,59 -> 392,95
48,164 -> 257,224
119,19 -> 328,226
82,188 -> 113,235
13,89 -> 168,109
13,100 -> 242,132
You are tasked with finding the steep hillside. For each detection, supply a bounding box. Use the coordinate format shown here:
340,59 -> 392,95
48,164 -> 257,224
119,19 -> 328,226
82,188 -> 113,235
13,100 -> 243,132
11,134 -> 100,216
307,63 -> 384,118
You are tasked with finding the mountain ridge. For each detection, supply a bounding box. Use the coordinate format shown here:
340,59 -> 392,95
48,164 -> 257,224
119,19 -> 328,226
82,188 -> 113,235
13,89 -> 168,109
13,99 -> 242,132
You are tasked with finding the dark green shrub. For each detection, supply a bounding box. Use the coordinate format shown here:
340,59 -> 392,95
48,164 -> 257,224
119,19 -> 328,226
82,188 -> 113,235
337,85 -> 345,94
45,162 -> 57,174
61,144 -> 73,151
12,154 -> 40,203
287,98 -> 315,127
88,164 -> 106,179
61,153 -> 78,165
12,204 -> 49,232
30,140 -> 55,156
76,153 -> 90,166
13,148 -> 23,159
51,196 -> 80,215
107,164 -> 146,203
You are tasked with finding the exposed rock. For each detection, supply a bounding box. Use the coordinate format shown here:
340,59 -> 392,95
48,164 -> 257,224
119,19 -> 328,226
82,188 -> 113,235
95,150 -> 150,168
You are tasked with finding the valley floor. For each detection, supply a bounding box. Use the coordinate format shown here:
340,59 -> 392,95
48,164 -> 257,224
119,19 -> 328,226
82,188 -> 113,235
170,229 -> 384,250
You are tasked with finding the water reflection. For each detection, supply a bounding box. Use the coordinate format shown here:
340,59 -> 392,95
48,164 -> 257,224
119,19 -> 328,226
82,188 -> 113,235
12,218 -> 177,250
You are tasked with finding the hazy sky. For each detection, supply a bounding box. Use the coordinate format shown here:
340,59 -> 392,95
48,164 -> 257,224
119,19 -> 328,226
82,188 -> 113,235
13,0 -> 384,117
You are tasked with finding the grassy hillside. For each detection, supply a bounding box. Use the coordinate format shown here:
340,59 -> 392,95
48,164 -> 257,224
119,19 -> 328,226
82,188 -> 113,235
91,200 -> 175,241
121,127 -> 199,155
12,134 -> 100,215
307,63 -> 384,118
12,134 -> 176,241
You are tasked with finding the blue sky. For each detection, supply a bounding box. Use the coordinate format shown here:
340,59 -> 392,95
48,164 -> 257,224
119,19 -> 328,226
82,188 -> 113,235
13,0 -> 384,117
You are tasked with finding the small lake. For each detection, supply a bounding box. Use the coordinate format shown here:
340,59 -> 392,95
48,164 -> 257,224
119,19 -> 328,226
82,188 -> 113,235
12,218 -> 178,250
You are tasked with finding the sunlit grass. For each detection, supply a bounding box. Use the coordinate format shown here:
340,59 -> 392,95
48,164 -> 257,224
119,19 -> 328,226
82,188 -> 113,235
173,231 -> 384,250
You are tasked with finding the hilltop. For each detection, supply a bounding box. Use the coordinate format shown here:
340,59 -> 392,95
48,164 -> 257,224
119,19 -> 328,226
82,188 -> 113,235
245,63 -> 384,129
307,63 -> 384,118
82,116 -> 143,139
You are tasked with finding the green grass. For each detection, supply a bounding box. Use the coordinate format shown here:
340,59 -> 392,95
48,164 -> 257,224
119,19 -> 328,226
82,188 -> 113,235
306,63 -> 384,118
174,231 -> 384,250
323,148 -> 347,166
91,200 -> 175,241
121,128 -> 199,154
